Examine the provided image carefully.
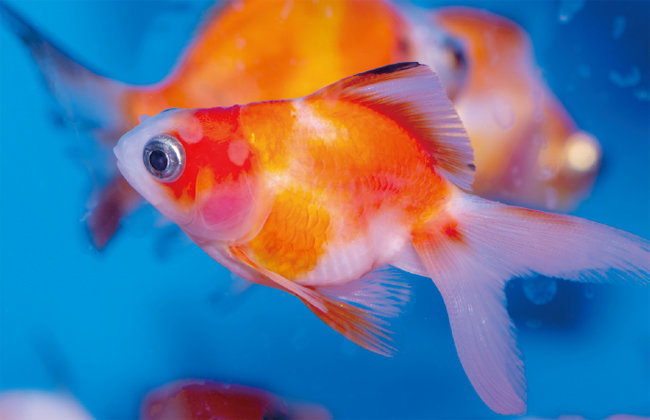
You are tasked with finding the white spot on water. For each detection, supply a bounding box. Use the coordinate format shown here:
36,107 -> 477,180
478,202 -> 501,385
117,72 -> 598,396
558,0 -> 585,23
609,66 -> 641,87
612,15 -> 626,39
324,5 -> 333,18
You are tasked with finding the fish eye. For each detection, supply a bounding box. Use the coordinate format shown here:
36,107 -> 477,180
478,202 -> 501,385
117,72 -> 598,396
444,38 -> 467,73
143,134 -> 185,182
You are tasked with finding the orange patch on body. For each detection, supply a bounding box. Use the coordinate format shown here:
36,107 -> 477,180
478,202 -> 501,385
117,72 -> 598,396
247,188 -> 330,280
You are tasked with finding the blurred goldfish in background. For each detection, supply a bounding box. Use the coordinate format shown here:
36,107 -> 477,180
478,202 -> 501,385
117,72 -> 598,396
1,0 -> 599,249
141,379 -> 331,420
432,7 -> 601,210
114,63 -> 649,414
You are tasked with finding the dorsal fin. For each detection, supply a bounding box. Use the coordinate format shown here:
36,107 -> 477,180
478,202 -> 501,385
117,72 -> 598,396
309,62 -> 475,190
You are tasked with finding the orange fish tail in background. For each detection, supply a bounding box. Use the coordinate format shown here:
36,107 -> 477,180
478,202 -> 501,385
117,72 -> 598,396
432,7 -> 602,210
0,3 -> 145,249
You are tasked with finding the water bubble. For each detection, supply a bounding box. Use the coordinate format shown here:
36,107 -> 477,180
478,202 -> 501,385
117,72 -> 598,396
522,277 -> 558,305
609,66 -> 641,88
526,318 -> 543,329
612,16 -> 626,39
584,284 -> 596,299
558,0 -> 585,23
577,64 -> 591,79
634,89 -> 650,102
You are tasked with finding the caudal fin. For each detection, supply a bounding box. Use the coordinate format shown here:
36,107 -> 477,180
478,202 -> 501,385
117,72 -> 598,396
409,190 -> 649,414
1,3 -> 146,249
1,2 -> 131,139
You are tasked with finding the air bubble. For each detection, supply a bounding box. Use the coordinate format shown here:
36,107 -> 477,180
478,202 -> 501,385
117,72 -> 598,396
558,0 -> 585,23
522,277 -> 558,305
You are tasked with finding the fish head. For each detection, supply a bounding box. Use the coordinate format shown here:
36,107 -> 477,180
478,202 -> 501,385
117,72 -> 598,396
114,107 -> 265,242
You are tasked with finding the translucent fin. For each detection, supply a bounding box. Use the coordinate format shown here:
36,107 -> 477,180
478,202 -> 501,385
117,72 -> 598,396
309,62 -> 475,190
316,267 -> 411,319
229,246 -> 409,356
412,191 -> 650,414
1,2 -> 130,135
86,175 -> 141,250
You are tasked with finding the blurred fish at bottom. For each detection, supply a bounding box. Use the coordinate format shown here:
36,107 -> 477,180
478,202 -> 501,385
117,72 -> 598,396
0,0 -> 600,251
141,379 -> 331,420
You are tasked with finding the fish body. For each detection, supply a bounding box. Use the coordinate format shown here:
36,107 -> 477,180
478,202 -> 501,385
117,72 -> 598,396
2,0 -> 598,248
141,379 -> 331,420
114,63 -> 650,415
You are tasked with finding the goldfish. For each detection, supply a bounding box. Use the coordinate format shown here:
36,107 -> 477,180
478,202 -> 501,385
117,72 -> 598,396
1,0 -> 598,249
141,379 -> 331,420
432,7 -> 601,210
113,63 -> 650,415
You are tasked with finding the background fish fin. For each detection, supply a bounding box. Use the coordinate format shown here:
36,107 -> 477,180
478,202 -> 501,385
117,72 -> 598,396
412,190 -> 650,414
86,175 -> 141,250
1,2 -> 131,136
308,62 -> 474,190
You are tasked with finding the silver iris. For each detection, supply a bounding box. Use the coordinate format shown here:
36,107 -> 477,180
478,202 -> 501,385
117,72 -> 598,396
143,134 -> 185,182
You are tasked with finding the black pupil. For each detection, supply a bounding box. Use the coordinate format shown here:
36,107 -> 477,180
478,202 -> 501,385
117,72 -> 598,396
149,150 -> 168,172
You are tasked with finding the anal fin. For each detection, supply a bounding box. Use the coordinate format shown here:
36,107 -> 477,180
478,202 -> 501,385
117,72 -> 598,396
229,246 -> 410,356
307,268 -> 411,356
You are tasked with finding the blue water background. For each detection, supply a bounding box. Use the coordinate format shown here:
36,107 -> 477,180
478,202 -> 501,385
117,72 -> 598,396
1,1 -> 648,418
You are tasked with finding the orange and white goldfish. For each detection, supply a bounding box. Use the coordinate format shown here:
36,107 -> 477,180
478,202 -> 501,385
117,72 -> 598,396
2,0 -> 598,249
431,7 -> 601,210
141,379 -> 331,420
113,63 -> 650,415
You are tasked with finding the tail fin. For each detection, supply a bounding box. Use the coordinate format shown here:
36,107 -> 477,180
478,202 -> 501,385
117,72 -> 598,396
1,4 -> 145,249
409,190 -> 649,414
1,2 -> 131,138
